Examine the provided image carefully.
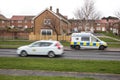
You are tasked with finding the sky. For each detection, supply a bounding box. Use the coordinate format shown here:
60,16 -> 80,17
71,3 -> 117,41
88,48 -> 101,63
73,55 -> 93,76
0,0 -> 120,19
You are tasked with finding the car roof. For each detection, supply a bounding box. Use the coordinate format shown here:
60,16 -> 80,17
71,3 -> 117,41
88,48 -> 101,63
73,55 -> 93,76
35,40 -> 58,43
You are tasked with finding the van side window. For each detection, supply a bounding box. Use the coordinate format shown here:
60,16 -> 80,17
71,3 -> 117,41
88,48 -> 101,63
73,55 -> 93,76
81,37 -> 89,41
91,36 -> 99,42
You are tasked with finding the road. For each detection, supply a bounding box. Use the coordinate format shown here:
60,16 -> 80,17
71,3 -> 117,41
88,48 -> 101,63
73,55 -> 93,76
0,49 -> 120,80
0,49 -> 120,61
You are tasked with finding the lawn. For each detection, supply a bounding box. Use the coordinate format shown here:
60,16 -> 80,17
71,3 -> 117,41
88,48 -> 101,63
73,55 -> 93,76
97,32 -> 120,40
0,75 -> 96,80
0,57 -> 120,74
98,37 -> 120,42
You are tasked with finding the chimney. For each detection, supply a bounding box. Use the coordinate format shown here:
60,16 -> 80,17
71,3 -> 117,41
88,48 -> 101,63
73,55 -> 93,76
56,8 -> 59,14
50,6 -> 52,11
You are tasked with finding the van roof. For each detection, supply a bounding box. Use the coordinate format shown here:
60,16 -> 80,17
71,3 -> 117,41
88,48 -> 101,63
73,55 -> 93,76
71,32 -> 93,37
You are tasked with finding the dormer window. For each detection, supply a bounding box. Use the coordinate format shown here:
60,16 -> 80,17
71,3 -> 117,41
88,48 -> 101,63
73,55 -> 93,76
44,19 -> 51,25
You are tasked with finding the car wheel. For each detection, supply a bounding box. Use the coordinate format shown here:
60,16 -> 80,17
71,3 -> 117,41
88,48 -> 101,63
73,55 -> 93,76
99,45 -> 105,50
75,45 -> 80,50
48,51 -> 55,58
20,50 -> 28,57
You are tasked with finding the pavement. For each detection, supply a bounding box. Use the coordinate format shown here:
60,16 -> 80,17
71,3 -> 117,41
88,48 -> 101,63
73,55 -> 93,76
64,47 -> 120,52
0,69 -> 120,80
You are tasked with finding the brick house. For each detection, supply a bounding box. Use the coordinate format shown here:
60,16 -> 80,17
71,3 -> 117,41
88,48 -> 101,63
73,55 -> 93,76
95,20 -> 107,32
102,16 -> 119,32
69,19 -> 97,33
0,14 -> 10,28
10,15 -> 35,29
112,21 -> 120,35
33,7 -> 71,37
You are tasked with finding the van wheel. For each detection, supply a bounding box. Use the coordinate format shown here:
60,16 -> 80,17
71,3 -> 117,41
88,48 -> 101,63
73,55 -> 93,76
20,50 -> 28,57
48,51 -> 55,58
75,45 -> 80,50
99,45 -> 105,50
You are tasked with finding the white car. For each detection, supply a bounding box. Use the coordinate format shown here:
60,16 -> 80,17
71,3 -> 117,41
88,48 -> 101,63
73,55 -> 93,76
17,40 -> 64,58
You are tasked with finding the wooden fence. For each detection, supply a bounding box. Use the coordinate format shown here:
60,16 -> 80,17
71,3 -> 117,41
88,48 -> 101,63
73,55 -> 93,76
29,33 -> 70,41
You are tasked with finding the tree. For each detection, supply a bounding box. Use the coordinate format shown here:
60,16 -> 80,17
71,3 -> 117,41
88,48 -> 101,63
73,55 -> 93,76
115,9 -> 120,19
49,18 -> 60,40
74,0 -> 101,32
43,17 -> 60,41
114,9 -> 120,35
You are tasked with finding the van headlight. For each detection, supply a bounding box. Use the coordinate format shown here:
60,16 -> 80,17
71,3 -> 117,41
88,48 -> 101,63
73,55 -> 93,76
103,43 -> 107,46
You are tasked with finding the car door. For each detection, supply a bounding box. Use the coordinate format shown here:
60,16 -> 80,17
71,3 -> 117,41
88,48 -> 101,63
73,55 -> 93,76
90,36 -> 100,49
29,42 -> 42,55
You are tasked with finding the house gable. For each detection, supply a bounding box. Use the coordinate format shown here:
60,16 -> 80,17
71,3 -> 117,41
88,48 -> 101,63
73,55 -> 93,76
34,9 -> 61,35
33,9 -> 61,21
34,8 -> 71,36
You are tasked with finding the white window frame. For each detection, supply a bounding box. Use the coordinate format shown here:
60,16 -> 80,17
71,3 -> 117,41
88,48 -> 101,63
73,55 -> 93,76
96,27 -> 101,31
44,19 -> 51,25
11,21 -> 14,23
18,20 -> 22,23
25,20 -> 27,23
41,29 -> 52,35
18,25 -> 22,27
2,21 -> 5,23
31,20 -> 33,24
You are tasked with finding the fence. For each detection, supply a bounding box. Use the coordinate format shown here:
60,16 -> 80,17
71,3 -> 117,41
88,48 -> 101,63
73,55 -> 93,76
0,31 -> 29,40
29,33 -> 71,41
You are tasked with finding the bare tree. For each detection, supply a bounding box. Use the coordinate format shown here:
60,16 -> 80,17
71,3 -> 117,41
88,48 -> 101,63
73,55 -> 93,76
74,0 -> 101,32
114,9 -> 120,35
43,17 -> 60,41
115,9 -> 120,19
49,18 -> 60,40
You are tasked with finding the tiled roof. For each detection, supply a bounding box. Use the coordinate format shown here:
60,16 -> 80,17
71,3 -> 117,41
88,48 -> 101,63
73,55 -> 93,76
34,9 -> 70,24
25,16 -> 35,20
95,20 -> 108,24
11,16 -> 25,20
0,14 -> 8,20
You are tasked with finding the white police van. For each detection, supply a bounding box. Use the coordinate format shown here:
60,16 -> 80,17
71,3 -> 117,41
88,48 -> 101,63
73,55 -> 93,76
70,32 -> 107,50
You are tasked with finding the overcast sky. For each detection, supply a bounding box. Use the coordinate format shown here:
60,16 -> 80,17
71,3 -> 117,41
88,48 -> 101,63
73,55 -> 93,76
0,0 -> 120,19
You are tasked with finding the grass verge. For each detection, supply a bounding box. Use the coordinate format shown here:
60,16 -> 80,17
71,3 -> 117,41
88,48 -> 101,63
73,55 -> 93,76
97,32 -> 120,40
0,40 -> 120,48
0,75 -> 96,80
98,37 -> 120,42
0,57 -> 120,74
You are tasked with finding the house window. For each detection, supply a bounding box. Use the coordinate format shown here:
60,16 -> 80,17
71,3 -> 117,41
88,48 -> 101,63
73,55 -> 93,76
25,20 -> 27,23
96,27 -> 101,30
31,21 -> 33,24
18,20 -> 22,23
2,21 -> 5,23
97,23 -> 101,26
41,29 -> 52,35
44,19 -> 51,25
11,21 -> 14,23
18,25 -> 22,27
